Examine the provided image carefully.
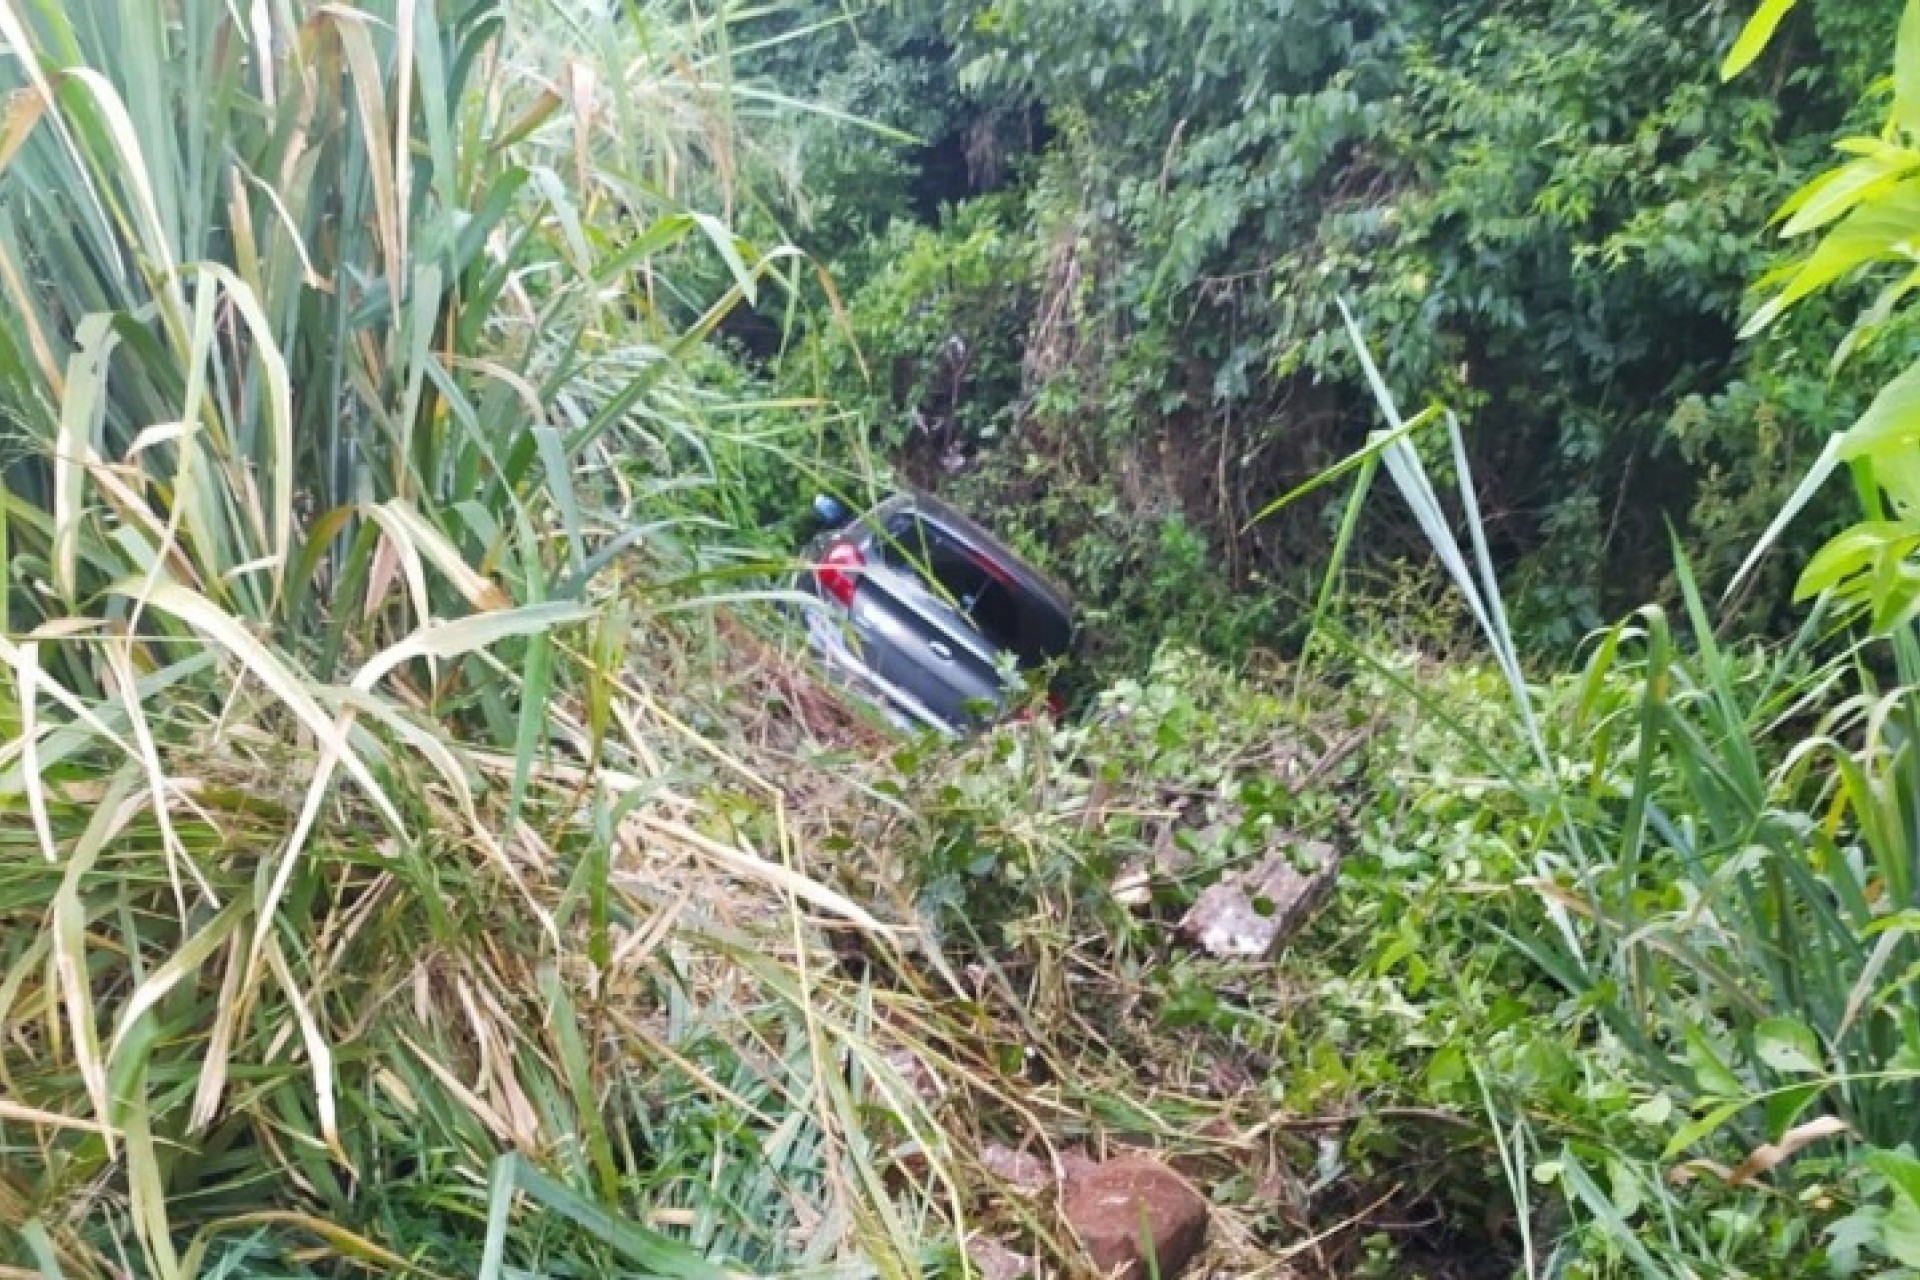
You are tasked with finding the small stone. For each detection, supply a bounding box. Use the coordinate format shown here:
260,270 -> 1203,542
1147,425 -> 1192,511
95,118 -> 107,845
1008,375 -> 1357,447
965,1231 -> 1034,1280
1059,1146 -> 1100,1182
1061,1154 -> 1209,1280
980,1142 -> 1098,1193
981,1143 -> 1053,1194
882,1047 -> 945,1108
1110,866 -> 1154,909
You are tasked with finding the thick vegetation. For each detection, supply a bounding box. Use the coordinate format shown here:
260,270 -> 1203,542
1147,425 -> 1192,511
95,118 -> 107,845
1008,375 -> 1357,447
746,0 -> 1909,655
7,0 -> 1920,1278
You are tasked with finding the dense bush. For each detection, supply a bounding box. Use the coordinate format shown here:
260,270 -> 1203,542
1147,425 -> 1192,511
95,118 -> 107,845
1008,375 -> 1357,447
747,0 -> 1901,662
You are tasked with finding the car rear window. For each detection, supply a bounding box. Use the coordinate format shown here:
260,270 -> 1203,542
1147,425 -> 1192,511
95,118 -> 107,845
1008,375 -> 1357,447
876,515 -> 1059,666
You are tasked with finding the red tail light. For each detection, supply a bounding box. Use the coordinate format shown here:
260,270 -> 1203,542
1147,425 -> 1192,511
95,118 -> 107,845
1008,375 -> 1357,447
815,542 -> 865,606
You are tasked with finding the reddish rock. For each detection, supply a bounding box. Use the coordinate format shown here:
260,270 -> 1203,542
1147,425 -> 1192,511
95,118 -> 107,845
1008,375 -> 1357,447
1061,1154 -> 1210,1279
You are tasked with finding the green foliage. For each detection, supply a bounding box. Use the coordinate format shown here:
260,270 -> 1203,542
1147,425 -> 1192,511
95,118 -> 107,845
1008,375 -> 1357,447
726,0 -> 1920,1272
817,196 -> 1033,454
1288,112 -> 1920,1265
1729,0 -> 1920,640
737,0 -> 972,265
844,617 -> 1885,1273
20,0 -> 1920,1275
759,0 -> 1907,666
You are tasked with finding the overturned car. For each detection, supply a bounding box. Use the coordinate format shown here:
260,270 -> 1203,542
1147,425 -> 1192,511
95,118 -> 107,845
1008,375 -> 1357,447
794,492 -> 1075,734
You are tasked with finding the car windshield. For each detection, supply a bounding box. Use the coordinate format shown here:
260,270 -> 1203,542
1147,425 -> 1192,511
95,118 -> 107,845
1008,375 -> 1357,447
877,515 -> 1042,664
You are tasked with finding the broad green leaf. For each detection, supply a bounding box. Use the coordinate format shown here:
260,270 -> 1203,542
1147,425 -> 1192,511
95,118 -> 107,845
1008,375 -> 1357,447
1722,0 -> 1800,80
1877,450 -> 1920,514
1607,1158 -> 1644,1220
1685,1023 -> 1746,1097
1427,1042 -> 1467,1090
1899,0 -> 1920,132
1837,357 -> 1920,458
1663,1098 -> 1750,1161
1796,523 -> 1918,599
1743,181 -> 1920,338
1782,149 -> 1920,237
1871,1149 -> 1920,1210
1764,1082 -> 1824,1140
1883,1196 -> 1920,1267
1755,1017 -> 1825,1076
1630,1093 -> 1673,1127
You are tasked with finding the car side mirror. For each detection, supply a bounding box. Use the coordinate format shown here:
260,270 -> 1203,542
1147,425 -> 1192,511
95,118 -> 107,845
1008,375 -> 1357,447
812,494 -> 851,528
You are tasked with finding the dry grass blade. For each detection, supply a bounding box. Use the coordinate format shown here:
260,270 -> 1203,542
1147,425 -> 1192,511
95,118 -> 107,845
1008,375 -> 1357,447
56,67 -> 184,320
5,639 -> 59,865
122,579 -> 404,832
49,772 -> 144,1153
1724,1115 -> 1850,1187
265,936 -> 346,1165
0,1099 -> 118,1137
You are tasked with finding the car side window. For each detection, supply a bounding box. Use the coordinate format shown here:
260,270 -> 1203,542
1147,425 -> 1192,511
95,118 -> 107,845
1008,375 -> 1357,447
875,515 -> 1035,659
875,516 -> 968,610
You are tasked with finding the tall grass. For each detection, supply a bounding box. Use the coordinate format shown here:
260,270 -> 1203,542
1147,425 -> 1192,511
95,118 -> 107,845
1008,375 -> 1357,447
1307,304 -> 1920,1272
0,2 -> 935,1274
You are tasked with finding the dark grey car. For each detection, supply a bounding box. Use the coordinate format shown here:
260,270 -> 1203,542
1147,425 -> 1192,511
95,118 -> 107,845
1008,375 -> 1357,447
795,492 -> 1074,733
